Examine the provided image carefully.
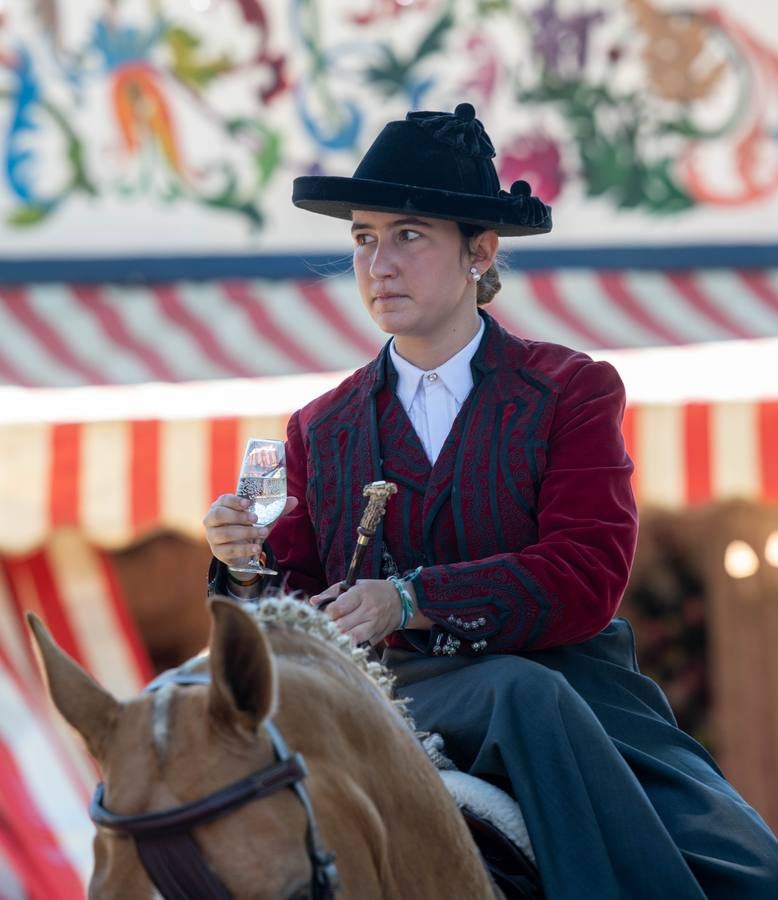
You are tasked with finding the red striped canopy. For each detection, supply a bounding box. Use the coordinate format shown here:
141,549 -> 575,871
1,270 -> 777,386
0,402 -> 775,555
0,533 -> 153,897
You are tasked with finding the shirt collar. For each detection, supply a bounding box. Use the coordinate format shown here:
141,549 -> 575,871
389,318 -> 485,411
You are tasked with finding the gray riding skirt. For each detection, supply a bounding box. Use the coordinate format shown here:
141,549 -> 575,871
384,619 -> 778,900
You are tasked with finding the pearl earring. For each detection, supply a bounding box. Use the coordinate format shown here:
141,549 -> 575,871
469,266 -> 481,283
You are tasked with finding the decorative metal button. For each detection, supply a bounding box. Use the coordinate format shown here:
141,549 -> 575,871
447,614 -> 486,632
443,636 -> 460,655
434,633 -> 461,656
425,372 -> 438,382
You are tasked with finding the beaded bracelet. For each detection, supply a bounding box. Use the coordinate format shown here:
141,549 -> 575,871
388,576 -> 414,629
387,566 -> 422,629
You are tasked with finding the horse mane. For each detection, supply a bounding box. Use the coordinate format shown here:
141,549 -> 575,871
243,594 -> 414,727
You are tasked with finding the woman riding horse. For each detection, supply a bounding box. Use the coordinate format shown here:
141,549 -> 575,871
204,103 -> 778,898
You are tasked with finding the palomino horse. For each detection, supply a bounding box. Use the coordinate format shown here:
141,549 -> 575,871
29,595 -> 505,899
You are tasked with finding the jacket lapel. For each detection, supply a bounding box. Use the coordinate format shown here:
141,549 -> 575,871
379,358 -> 432,494
305,357 -> 381,583
420,313 -> 544,563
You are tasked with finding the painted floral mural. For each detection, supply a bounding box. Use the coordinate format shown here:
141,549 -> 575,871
520,0 -> 778,212
0,0 -> 776,248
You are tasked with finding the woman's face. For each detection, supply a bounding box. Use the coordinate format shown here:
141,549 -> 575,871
351,210 -> 477,343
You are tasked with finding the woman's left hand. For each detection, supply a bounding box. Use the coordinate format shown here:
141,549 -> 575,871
310,579 -> 402,645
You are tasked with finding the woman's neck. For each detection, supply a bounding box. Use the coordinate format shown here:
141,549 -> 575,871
393,314 -> 481,371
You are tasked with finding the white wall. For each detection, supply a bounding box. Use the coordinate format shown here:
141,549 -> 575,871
0,0 -> 776,259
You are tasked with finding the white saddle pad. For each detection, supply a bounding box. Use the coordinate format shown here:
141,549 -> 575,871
422,733 -> 535,863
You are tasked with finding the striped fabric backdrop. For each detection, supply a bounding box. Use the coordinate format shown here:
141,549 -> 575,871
0,534 -> 153,897
623,401 -> 778,508
0,402 -> 776,555
1,270 -> 777,386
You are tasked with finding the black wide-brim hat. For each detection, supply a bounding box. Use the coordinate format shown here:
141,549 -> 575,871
292,103 -> 552,237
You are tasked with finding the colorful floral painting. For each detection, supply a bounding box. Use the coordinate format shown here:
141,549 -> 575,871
0,0 -> 776,251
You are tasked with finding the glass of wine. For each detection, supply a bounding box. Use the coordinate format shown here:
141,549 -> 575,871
229,438 -> 287,577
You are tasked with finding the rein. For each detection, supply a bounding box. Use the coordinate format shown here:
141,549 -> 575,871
90,669 -> 339,899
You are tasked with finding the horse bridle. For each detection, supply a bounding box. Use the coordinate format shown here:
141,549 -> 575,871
89,670 -> 339,899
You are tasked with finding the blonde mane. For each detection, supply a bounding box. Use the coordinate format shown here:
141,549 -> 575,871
244,595 -> 414,726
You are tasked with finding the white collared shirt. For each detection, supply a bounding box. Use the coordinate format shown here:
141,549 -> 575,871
389,319 -> 484,463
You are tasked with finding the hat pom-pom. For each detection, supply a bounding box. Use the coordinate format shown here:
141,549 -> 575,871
454,102 -> 476,122
497,178 -> 549,226
500,180 -> 533,200
510,180 -> 531,196
407,104 -> 495,159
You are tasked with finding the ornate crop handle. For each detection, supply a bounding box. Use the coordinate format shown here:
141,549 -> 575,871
341,480 -> 397,590
316,480 -> 397,612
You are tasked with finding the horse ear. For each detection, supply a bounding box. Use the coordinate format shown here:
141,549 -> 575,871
208,598 -> 277,733
26,612 -> 121,761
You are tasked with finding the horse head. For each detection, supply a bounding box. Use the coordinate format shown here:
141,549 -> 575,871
29,596 -> 500,899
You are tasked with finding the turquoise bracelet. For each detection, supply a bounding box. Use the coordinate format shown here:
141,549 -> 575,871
388,575 -> 415,629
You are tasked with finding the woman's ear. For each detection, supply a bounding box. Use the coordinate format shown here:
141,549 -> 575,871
470,229 -> 499,270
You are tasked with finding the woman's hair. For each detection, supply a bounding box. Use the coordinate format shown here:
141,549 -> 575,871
457,223 -> 502,305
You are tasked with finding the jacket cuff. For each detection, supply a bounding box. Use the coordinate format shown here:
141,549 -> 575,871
410,571 -> 494,657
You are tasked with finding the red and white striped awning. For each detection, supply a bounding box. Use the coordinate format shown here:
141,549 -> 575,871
1,399 -> 776,554
0,532 -> 153,897
1,269 -> 778,386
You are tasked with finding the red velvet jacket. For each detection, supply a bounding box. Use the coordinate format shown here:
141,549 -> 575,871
215,312 -> 637,657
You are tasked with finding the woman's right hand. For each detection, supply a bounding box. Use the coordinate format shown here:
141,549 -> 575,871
203,494 -> 298,567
